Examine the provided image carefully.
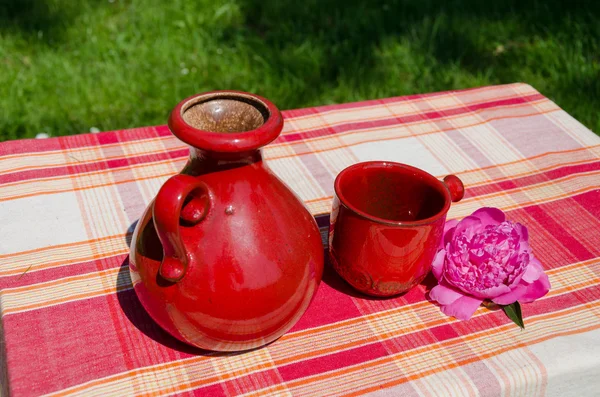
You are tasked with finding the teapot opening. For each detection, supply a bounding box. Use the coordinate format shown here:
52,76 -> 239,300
169,90 -> 283,156
182,94 -> 270,134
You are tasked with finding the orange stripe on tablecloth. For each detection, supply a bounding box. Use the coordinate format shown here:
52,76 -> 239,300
456,144 -> 600,177
0,274 -> 131,317
0,169 -> 176,203
458,157 -> 600,189
0,106 -> 563,204
4,257 -> 597,349
46,291 -> 600,397
273,97 -> 552,149
253,168 -> 600,210
500,185 -> 599,212
282,91 -> 539,134
281,84 -> 527,122
466,169 -> 600,201
160,301 -> 600,397
266,106 -> 560,161
0,233 -> 127,260
2,267 -> 121,294
0,134 -> 174,162
4,264 -> 592,330
0,154 -> 184,190
455,145 -> 600,186
1,166 -> 598,282
1,166 -> 598,278
1,287 -> 130,317
7,130 -> 594,207
0,97 -> 551,186
1,143 -> 186,176
0,235 -> 128,277
0,248 -> 126,279
346,325 -> 600,397
2,241 -> 595,313
0,85 -> 530,170
253,303 -> 600,397
47,264 -> 600,397
3,149 -> 591,209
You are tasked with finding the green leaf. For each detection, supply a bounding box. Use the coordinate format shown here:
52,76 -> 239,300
502,301 -> 525,329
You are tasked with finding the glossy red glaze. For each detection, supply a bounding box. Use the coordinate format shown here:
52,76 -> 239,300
328,161 -> 464,297
130,91 -> 324,351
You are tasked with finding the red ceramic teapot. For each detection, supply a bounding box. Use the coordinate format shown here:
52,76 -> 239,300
129,91 -> 324,352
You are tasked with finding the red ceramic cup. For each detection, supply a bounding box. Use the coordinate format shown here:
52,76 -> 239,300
328,161 -> 464,297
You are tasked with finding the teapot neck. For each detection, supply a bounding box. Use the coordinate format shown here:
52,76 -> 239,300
183,147 -> 265,176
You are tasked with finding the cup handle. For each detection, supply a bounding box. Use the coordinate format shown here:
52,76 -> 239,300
443,175 -> 465,202
153,174 -> 211,282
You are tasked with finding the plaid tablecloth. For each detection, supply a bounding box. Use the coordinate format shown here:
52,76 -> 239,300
1,83 -> 600,397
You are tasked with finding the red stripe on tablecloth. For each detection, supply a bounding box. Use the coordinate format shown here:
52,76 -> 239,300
4,296 -> 131,396
3,186 -> 598,289
274,94 -> 544,144
3,292 -> 201,396
448,283 -> 600,338
1,129 -> 591,207
0,85 -> 523,158
263,283 -> 600,390
465,160 -> 600,198
191,383 -> 227,396
0,148 -> 189,185
1,254 -> 126,289
4,257 -> 596,396
277,342 -> 389,382
375,283 -> 600,358
279,83 -> 521,118
0,136 -> 63,156
523,205 -> 595,262
429,323 -> 462,342
218,368 -> 286,397
572,190 -> 600,221
0,96 -> 544,185
0,127 -> 171,157
288,266 -> 364,332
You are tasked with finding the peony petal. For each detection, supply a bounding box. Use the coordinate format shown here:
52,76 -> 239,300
472,207 -> 505,227
518,240 -> 531,256
432,249 -> 446,280
443,227 -> 457,249
454,216 -> 483,239
491,284 -> 528,305
440,295 -> 483,321
474,284 -> 512,300
429,284 -> 464,305
515,222 -> 529,242
441,219 -> 458,250
444,219 -> 459,234
519,272 -> 551,303
522,258 -> 543,283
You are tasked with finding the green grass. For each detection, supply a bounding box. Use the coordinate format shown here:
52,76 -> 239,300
1,0 -> 599,141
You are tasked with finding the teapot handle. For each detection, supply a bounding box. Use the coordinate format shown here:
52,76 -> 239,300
153,174 -> 211,282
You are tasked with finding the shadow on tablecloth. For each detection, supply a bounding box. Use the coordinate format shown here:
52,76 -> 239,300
117,220 -> 253,357
116,220 -> 439,355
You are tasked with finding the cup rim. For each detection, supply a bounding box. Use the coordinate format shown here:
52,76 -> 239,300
333,161 -> 452,227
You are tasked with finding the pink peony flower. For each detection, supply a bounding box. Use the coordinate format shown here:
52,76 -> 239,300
429,207 -> 550,321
